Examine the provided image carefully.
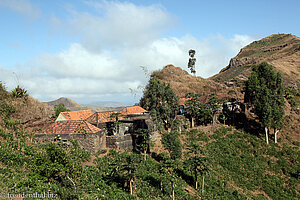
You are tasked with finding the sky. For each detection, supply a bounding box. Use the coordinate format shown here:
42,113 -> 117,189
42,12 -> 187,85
0,0 -> 299,106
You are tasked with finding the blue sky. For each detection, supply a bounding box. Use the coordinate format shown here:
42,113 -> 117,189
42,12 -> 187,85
0,0 -> 299,105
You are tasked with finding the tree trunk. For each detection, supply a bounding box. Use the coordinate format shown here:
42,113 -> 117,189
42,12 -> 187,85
133,177 -> 136,196
202,175 -> 205,194
130,179 -> 133,195
195,170 -> 198,190
144,149 -> 147,160
265,127 -> 269,145
191,117 -> 195,128
274,129 -> 279,143
172,181 -> 175,200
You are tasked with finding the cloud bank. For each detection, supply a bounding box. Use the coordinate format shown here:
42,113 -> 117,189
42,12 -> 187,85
0,1 -> 256,105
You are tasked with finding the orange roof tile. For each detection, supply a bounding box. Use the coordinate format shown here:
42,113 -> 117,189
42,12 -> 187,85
43,120 -> 101,134
120,106 -> 147,115
61,110 -> 93,120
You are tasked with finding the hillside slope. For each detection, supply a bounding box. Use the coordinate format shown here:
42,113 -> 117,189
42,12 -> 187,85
151,65 -> 231,99
150,34 -> 300,143
0,83 -> 54,129
211,34 -> 300,88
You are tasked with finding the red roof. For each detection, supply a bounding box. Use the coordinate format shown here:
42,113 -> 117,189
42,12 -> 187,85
43,120 -> 101,134
120,106 -> 147,115
60,110 -> 93,121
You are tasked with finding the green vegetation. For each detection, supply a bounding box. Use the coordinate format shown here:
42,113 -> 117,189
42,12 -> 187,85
140,77 -> 179,131
162,131 -> 182,160
285,87 -> 300,111
0,81 -> 299,199
245,62 -> 285,144
11,85 -> 28,99
246,34 -> 290,49
238,49 -> 278,58
110,112 -> 123,135
185,93 -> 225,127
135,128 -> 152,160
54,103 -> 70,120
1,53 -> 299,199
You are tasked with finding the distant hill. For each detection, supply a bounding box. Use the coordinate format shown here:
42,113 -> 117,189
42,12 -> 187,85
45,97 -> 83,108
211,34 -> 300,88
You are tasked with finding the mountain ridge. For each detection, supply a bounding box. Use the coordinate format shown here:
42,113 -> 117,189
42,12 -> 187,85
211,34 -> 300,88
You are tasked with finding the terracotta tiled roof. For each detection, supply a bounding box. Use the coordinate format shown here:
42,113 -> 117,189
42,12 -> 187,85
120,106 -> 147,115
85,111 -> 125,124
43,120 -> 101,134
60,110 -> 93,121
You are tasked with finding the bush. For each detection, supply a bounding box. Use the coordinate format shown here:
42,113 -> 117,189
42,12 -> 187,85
54,103 -> 70,119
11,85 -> 28,98
162,132 -> 182,160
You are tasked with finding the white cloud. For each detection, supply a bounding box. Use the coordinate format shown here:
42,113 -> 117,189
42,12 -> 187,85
66,0 -> 174,52
0,1 -> 257,105
0,0 -> 40,19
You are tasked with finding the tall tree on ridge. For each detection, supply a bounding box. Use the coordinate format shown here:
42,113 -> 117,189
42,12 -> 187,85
188,49 -> 196,75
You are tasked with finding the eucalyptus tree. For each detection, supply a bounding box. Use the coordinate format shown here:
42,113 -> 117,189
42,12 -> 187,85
245,62 -> 285,144
140,77 -> 179,131
188,49 -> 196,75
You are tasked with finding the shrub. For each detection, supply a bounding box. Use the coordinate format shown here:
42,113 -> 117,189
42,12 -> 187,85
162,132 -> 182,160
11,85 -> 28,98
54,103 -> 70,119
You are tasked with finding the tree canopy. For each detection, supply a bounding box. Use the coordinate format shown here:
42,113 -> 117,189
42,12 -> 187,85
140,77 -> 179,131
54,103 -> 70,120
244,62 -> 285,144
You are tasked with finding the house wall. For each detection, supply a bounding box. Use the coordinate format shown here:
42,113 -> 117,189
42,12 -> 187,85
35,131 -> 106,153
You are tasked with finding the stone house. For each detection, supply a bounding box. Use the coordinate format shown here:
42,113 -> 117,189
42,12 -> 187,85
36,106 -> 154,152
85,106 -> 153,149
35,120 -> 105,153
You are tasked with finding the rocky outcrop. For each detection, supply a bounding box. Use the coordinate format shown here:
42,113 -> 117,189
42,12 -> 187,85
212,34 -> 300,88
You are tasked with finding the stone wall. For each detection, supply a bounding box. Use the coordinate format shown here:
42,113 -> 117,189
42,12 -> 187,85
106,134 -> 133,150
35,132 -> 106,153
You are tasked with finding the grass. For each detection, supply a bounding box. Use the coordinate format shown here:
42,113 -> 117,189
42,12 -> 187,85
238,49 -> 279,58
246,34 -> 291,49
